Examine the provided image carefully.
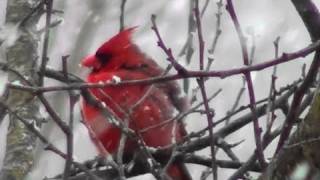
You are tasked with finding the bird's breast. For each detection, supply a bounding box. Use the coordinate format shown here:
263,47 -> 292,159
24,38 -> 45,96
83,69 -> 182,154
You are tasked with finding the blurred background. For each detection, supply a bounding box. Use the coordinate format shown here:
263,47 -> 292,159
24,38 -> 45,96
1,0 -> 320,179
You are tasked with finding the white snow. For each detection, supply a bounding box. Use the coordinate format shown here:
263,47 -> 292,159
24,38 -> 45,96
111,75 -> 121,84
0,23 -> 21,48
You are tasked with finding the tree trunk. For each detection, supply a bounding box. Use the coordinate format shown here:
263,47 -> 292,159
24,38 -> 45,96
0,0 -> 42,179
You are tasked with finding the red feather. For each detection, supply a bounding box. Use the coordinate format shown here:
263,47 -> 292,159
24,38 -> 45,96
81,27 -> 191,180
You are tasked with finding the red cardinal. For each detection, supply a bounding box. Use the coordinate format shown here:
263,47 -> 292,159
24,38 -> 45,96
81,27 -> 191,180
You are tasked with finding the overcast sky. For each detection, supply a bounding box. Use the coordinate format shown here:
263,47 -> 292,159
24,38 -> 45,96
1,0 -> 320,179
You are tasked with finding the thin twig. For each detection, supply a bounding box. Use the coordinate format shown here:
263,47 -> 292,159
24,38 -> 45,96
229,89 -> 314,179
216,138 -> 241,163
119,0 -> 127,31
225,77 -> 245,124
11,39 -> 320,93
183,154 -> 261,172
178,0 -> 196,60
37,19 -> 63,34
178,0 -> 195,94
276,51 -> 320,152
228,128 -> 282,180
208,0 -> 223,54
61,55 -> 76,180
0,101 -> 102,180
226,0 -> 266,168
194,0 -> 217,178
276,0 -> 320,152
187,78 -> 302,141
151,15 -> 188,75
20,0 -> 45,27
140,88 -> 221,135
266,37 -> 280,129
39,0 -> 53,86
117,127 -> 127,180
94,83 -> 164,179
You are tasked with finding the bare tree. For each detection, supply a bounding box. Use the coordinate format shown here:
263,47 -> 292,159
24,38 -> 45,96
1,0 -> 320,180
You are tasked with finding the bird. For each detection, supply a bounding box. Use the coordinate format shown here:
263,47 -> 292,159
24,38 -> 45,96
80,27 -> 191,180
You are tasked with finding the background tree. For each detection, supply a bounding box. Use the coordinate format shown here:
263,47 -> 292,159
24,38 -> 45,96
0,0 -> 42,179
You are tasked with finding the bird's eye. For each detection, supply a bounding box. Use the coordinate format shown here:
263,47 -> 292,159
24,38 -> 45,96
96,53 -> 112,64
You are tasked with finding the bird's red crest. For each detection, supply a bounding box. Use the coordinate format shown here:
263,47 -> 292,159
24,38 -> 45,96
81,26 -> 191,180
96,27 -> 137,56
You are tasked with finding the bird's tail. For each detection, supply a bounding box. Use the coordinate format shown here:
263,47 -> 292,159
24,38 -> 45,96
167,163 -> 192,180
